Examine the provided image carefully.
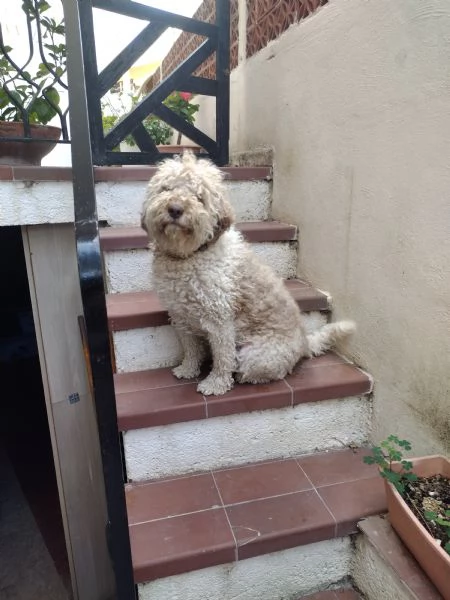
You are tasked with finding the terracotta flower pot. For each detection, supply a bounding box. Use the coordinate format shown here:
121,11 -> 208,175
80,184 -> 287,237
386,455 -> 450,599
0,121 -> 61,166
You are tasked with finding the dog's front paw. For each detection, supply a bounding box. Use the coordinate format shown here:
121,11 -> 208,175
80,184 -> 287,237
197,374 -> 233,396
172,363 -> 200,380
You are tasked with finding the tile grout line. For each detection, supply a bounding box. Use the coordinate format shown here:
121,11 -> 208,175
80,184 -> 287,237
116,380 -> 199,395
211,471 -> 238,561
295,459 -> 338,538
128,488 -> 319,527
203,393 -> 209,418
283,377 -> 294,407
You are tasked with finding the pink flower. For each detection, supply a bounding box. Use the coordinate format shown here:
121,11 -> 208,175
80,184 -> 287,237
179,92 -> 192,101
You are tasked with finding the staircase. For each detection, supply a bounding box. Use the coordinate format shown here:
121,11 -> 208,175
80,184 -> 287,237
99,166 -> 384,599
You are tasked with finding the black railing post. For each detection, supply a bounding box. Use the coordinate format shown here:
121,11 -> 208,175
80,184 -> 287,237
61,1 -> 135,598
215,0 -> 230,166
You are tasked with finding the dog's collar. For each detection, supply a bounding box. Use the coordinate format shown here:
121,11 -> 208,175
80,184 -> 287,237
155,235 -> 218,260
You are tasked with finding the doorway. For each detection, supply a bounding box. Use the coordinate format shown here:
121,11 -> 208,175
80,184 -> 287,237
0,226 -> 72,599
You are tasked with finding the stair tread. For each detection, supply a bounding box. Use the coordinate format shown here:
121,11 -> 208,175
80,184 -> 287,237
100,221 -> 297,251
95,164 -> 272,182
107,279 -> 330,331
126,448 -> 386,583
114,352 -> 372,430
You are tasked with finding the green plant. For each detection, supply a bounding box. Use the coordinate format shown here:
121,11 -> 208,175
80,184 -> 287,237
0,0 -> 66,125
102,114 -> 173,148
363,435 -> 418,494
424,509 -> 450,554
165,91 -> 199,143
101,90 -> 199,147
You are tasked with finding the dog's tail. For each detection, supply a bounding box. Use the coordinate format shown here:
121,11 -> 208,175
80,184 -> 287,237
303,312 -> 356,356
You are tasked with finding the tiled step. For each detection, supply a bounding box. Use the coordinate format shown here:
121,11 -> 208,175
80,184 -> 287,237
107,279 -> 330,332
100,221 -> 297,251
126,448 -> 386,584
115,353 -> 371,430
101,222 -> 298,294
100,167 -> 273,225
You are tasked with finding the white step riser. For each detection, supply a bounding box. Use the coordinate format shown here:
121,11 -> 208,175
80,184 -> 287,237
138,537 -> 352,600
114,325 -> 181,372
123,397 -> 371,481
105,242 -> 297,293
353,536 -> 412,600
0,180 -> 270,227
98,180 -> 272,226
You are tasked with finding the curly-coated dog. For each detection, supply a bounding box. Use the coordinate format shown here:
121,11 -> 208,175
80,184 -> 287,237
141,152 -> 355,396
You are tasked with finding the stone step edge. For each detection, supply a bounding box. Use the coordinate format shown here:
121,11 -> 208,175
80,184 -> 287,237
114,352 -> 373,431
126,447 -> 386,584
107,279 -> 331,332
0,164 -> 272,183
353,516 -> 442,600
100,221 -> 297,251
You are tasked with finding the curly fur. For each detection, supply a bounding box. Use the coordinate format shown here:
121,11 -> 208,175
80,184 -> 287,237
141,152 -> 355,395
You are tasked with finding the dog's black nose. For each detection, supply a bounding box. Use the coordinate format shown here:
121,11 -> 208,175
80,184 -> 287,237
168,204 -> 184,219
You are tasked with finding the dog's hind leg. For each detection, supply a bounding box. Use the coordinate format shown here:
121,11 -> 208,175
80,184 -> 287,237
197,326 -> 236,395
172,330 -> 205,380
236,335 -> 306,384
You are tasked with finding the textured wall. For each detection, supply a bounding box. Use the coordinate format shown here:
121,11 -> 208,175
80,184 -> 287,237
143,0 -> 326,92
229,0 -> 450,455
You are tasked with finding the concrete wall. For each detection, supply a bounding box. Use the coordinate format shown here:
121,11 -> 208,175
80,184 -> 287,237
229,0 -> 450,455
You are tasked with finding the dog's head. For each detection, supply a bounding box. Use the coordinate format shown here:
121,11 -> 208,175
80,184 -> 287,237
141,151 -> 235,258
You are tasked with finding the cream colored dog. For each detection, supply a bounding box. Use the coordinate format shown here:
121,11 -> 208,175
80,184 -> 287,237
141,152 -> 355,396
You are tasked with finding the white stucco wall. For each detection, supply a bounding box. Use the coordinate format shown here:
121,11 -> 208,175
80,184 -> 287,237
229,0 -> 450,454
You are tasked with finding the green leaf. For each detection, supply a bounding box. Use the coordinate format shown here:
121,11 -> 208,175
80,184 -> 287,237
444,541 -> 450,554
44,87 -> 60,107
424,510 -> 438,521
363,456 -> 376,465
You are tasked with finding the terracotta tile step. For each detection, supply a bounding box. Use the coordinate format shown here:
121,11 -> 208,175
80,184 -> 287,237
115,352 -> 372,430
126,448 -> 387,583
107,279 -> 330,331
100,221 -> 297,251
0,164 -> 272,183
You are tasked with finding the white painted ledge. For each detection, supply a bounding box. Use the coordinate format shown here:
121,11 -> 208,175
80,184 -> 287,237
0,180 -> 271,226
138,537 -> 352,600
124,397 -> 371,480
105,241 -> 297,293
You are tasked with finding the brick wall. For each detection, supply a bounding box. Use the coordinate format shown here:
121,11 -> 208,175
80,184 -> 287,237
143,0 -> 326,93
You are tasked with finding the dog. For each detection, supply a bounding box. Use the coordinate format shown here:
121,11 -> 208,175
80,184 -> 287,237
141,152 -> 355,396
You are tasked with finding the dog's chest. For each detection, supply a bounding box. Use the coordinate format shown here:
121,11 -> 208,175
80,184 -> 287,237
153,253 -> 236,329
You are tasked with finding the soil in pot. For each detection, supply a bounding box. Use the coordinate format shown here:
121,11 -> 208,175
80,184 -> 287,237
403,473 -> 450,553
0,122 -> 61,166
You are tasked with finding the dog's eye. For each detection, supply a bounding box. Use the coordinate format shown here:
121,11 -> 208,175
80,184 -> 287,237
161,185 -> 170,192
196,195 -> 205,204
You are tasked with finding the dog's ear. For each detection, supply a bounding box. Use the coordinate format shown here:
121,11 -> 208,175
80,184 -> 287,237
140,212 -> 148,233
140,197 -> 150,234
214,195 -> 235,235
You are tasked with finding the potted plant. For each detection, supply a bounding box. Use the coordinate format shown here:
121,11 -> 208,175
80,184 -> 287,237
0,0 -> 66,165
364,435 -> 450,599
102,90 -> 201,154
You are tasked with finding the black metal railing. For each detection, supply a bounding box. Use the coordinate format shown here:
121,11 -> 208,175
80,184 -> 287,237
81,0 -> 230,166
2,0 -> 230,166
60,2 -> 230,599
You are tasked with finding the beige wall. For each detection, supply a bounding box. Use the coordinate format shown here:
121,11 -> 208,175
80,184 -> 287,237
230,0 -> 450,455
